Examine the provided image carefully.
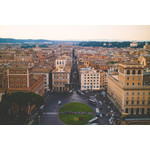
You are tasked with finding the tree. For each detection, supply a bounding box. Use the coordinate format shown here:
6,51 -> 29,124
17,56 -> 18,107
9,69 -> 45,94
0,92 -> 44,124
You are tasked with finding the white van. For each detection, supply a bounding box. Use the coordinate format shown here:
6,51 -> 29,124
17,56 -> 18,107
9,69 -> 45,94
99,114 -> 103,118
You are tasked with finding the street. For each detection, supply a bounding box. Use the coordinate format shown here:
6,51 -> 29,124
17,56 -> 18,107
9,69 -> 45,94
35,48 -> 120,125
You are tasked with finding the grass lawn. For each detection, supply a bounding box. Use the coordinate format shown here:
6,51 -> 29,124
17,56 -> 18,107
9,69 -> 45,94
59,102 -> 93,112
58,102 -> 94,125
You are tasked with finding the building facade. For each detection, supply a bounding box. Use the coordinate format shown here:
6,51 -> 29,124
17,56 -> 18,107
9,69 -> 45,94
107,63 -> 150,115
79,67 -> 101,91
0,64 -> 45,101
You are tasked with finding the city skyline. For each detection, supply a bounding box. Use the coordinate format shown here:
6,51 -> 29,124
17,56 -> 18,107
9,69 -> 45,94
0,25 -> 150,41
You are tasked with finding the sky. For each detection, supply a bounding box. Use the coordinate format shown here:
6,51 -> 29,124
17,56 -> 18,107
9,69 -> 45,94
0,25 -> 150,41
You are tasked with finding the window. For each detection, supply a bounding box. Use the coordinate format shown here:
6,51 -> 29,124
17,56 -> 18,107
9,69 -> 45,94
147,108 -> 150,114
127,77 -> 129,80
133,77 -> 135,80
142,108 -> 145,114
136,108 -> 139,115
132,70 -> 135,75
138,70 -> 141,74
17,79 -> 20,82
17,71 -> 19,74
23,71 -> 26,74
132,97 -> 134,100
138,83 -> 140,85
143,92 -> 145,95
126,97 -> 128,100
127,70 -> 130,74
11,84 -> 14,88
125,108 -> 128,113
11,79 -> 13,82
132,82 -> 134,86
127,92 -> 129,95
137,101 -> 140,105
137,92 -> 140,95
142,101 -> 145,105
138,77 -> 140,80
126,101 -> 129,105
131,108 -> 134,114
148,101 -> 150,105
23,84 -> 26,87
137,97 -> 139,100
17,84 -> 20,88
131,101 -> 134,105
149,92 -> 150,95
127,83 -> 129,85
10,71 -> 13,74
132,92 -> 134,95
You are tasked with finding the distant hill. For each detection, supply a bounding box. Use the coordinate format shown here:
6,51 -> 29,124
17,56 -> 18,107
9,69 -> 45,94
0,38 -> 52,44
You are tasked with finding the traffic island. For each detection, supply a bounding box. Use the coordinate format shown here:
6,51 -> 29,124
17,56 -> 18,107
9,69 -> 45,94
58,102 -> 94,125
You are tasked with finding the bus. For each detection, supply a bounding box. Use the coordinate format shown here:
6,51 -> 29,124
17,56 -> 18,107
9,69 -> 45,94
96,108 -> 100,116
88,117 -> 99,124
88,99 -> 96,105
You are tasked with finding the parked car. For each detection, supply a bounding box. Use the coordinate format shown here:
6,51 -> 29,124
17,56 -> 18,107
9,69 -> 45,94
99,114 -> 103,118
58,100 -> 61,105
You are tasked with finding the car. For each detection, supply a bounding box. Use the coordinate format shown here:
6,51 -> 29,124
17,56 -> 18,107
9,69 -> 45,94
108,106 -> 110,109
58,100 -> 61,105
99,114 -> 103,118
69,90 -> 73,93
99,101 -> 102,105
110,110 -> 113,113
106,114 -> 108,117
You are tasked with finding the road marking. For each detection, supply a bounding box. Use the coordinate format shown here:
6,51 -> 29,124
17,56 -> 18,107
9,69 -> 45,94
43,112 -> 58,115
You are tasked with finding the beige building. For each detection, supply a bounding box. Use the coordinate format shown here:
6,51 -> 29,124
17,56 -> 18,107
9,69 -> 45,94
14,53 -> 33,62
52,66 -> 71,91
107,63 -> 150,115
33,67 -> 52,91
52,56 -> 72,92
139,55 -> 150,68
0,64 -> 45,101
79,67 -> 101,91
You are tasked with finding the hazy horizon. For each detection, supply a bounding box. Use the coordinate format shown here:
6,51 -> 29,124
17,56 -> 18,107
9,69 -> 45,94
0,25 -> 150,41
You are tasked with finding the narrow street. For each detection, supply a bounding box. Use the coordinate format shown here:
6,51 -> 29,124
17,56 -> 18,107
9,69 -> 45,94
38,48 -> 120,125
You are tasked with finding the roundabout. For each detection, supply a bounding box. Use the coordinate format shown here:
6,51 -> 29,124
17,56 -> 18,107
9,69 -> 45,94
58,102 -> 94,125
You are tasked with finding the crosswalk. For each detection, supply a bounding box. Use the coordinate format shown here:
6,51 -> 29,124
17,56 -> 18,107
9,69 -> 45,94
42,112 -> 58,115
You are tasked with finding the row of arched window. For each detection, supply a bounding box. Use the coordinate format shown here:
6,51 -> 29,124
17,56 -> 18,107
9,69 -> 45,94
127,70 -> 141,75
